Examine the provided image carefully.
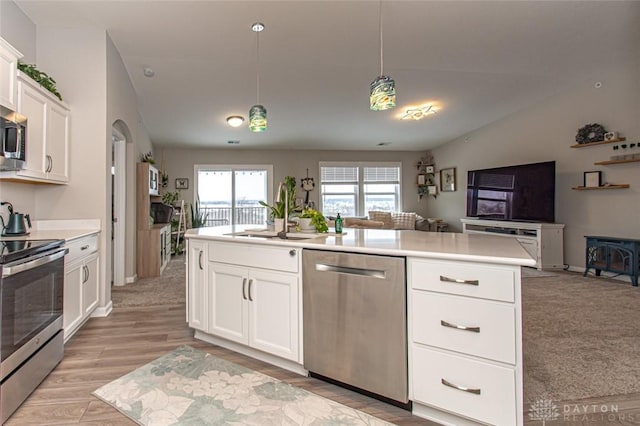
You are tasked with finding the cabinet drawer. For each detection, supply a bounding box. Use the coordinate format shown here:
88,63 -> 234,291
65,234 -> 98,264
412,345 -> 516,426
412,291 -> 516,364
209,241 -> 299,273
409,258 -> 515,302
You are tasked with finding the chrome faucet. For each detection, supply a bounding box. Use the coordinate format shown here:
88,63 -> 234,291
276,181 -> 289,239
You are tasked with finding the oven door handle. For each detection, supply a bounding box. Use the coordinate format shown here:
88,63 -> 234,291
2,248 -> 68,278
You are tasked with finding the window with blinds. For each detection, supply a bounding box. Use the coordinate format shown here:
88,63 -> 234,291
319,162 -> 401,216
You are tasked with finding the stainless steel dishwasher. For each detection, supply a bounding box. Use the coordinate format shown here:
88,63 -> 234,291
302,249 -> 408,404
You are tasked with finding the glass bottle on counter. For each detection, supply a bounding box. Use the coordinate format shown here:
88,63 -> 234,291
335,213 -> 343,234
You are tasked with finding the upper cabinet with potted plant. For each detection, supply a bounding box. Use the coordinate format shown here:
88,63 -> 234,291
0,36 -> 71,184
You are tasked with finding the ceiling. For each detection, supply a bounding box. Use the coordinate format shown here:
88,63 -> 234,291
15,1 -> 640,151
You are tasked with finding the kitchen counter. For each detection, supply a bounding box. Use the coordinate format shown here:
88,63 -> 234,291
0,219 -> 101,242
185,225 -> 536,267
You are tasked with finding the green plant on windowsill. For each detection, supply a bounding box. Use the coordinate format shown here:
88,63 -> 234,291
297,208 -> 328,233
17,61 -> 63,101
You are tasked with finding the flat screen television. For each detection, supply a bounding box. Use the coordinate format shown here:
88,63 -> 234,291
466,160 -> 556,223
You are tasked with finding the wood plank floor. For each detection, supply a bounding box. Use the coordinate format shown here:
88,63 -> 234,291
5,303 -> 436,425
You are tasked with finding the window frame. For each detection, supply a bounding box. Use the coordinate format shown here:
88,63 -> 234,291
319,161 -> 402,216
194,164 -> 273,225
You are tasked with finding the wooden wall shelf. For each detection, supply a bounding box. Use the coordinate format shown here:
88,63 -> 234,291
572,184 -> 630,190
570,137 -> 626,148
594,158 -> 640,166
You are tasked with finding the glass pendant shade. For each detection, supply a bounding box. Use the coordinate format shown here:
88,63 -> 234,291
369,75 -> 396,111
249,105 -> 267,132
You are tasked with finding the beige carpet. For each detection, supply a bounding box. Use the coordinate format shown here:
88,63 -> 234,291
113,256 -> 640,404
111,255 -> 185,307
522,271 -> 640,403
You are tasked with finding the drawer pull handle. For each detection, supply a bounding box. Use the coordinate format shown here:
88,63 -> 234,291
242,278 -> 247,300
81,245 -> 90,250
441,378 -> 481,395
441,320 -> 480,333
439,275 -> 479,286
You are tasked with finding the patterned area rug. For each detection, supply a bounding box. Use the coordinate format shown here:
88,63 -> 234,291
93,345 -> 393,426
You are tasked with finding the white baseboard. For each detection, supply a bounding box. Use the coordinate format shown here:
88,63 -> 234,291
125,274 -> 137,284
92,301 -> 113,317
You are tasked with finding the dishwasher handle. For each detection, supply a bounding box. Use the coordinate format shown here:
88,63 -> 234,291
314,263 -> 386,279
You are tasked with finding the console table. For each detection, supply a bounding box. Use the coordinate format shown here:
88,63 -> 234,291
584,236 -> 639,286
461,219 -> 565,270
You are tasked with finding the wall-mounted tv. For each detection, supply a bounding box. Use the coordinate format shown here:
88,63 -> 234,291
466,161 -> 556,223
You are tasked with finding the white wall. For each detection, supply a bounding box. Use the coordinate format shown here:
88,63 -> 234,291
0,0 -> 35,62
157,147 -> 430,217
428,63 -> 640,269
107,34 -> 152,284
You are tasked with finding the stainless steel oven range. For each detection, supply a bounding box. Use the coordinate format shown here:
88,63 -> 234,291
0,239 -> 67,424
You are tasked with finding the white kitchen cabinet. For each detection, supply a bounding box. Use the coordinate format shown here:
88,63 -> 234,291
187,239 -> 301,364
0,37 -> 21,110
63,234 -> 100,341
5,71 -> 70,184
187,239 -> 208,331
208,262 -> 299,361
408,257 -> 523,426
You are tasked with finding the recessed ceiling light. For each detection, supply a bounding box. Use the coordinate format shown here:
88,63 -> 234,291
227,140 -> 240,145
143,67 -> 155,77
226,116 -> 244,127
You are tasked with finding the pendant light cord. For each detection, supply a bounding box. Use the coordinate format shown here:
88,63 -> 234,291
256,29 -> 260,104
379,0 -> 384,76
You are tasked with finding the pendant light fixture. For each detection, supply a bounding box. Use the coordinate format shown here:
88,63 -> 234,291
370,1 -> 396,111
249,22 -> 267,132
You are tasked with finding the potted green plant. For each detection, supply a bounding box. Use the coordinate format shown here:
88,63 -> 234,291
296,208 -> 328,233
162,191 -> 180,206
259,176 -> 298,220
189,200 -> 209,228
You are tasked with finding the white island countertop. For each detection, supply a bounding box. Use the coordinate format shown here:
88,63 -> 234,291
186,225 -> 536,267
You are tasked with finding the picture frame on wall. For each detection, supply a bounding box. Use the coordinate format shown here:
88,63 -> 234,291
440,167 -> 456,192
417,174 -> 427,185
583,171 -> 602,188
425,165 -> 435,174
175,178 -> 189,189
427,185 -> 437,196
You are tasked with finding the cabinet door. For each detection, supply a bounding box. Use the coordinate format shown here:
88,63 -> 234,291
63,261 -> 83,339
45,102 -> 70,182
0,39 -> 19,110
209,262 -> 248,344
16,79 -> 47,179
187,240 -> 207,331
82,254 -> 99,316
248,269 -> 299,361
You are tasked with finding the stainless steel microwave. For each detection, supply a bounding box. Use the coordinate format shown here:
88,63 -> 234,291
0,105 -> 27,171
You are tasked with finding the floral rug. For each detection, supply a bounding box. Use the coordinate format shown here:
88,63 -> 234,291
92,345 -> 393,426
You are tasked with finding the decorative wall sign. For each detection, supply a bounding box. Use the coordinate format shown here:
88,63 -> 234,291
175,178 -> 189,189
440,167 -> 457,192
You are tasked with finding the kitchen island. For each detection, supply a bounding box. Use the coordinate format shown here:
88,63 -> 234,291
185,226 -> 535,426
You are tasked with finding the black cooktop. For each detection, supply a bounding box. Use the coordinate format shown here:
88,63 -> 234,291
0,239 -> 64,264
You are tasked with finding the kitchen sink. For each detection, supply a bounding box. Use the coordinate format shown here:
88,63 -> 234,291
226,230 -> 322,241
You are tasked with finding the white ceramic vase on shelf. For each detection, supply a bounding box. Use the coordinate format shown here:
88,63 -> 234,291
295,218 -> 315,233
